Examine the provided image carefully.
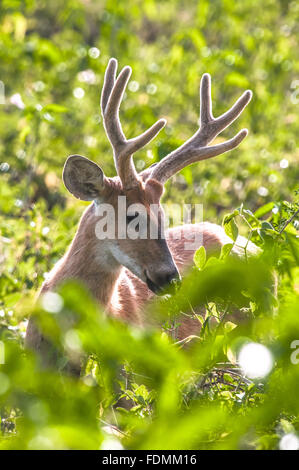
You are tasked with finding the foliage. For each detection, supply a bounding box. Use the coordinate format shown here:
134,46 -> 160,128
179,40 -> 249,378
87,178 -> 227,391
0,0 -> 298,450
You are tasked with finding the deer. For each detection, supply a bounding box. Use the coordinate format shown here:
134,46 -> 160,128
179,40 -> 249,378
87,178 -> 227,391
25,58 -> 254,369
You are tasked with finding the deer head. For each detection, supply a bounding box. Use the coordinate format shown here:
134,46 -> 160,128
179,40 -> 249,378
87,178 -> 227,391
62,58 -> 252,294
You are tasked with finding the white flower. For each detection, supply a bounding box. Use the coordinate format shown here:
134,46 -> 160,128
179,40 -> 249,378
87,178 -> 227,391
10,93 -> 25,109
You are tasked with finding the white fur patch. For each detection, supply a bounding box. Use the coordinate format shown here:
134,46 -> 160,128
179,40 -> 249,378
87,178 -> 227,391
109,244 -> 145,281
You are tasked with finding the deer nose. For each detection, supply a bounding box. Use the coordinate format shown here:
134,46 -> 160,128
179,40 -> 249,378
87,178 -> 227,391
145,268 -> 181,295
163,270 -> 182,295
164,269 -> 181,287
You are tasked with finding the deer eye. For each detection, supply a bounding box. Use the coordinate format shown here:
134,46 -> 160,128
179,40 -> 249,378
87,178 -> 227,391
126,212 -> 139,224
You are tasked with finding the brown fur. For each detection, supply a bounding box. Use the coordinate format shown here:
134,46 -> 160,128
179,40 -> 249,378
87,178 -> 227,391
25,176 -> 232,356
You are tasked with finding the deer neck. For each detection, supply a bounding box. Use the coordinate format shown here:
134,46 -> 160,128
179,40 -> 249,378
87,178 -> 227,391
44,204 -> 121,306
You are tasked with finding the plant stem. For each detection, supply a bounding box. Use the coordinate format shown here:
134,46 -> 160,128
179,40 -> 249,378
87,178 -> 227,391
279,208 -> 299,234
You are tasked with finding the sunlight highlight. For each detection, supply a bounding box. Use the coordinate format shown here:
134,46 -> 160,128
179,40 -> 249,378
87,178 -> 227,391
238,342 -> 273,379
279,433 -> 299,450
41,292 -> 64,314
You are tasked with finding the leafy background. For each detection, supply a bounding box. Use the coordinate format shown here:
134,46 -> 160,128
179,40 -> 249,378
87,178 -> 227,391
0,0 -> 298,450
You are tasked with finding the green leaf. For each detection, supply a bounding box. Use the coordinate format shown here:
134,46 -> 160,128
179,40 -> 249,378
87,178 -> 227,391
254,202 -> 275,218
223,218 -> 239,241
224,321 -> 237,333
205,256 -> 220,267
261,221 -> 274,230
220,243 -> 234,259
194,245 -> 206,270
43,104 -> 68,113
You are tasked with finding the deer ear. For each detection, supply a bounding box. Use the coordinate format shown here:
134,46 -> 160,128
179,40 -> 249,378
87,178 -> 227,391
63,155 -> 106,201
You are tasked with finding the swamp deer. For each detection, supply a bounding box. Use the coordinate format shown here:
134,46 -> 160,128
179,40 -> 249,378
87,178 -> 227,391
26,58 -> 254,364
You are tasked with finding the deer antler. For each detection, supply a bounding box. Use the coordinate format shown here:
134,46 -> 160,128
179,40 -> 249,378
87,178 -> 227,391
101,58 -> 166,189
150,74 -> 252,183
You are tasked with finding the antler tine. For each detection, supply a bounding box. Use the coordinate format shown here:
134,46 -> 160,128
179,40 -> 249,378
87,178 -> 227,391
101,58 -> 117,115
150,74 -> 252,183
214,89 -> 252,134
200,73 -> 213,126
127,119 -> 166,155
190,128 -> 248,160
103,65 -> 132,151
101,58 -> 166,189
